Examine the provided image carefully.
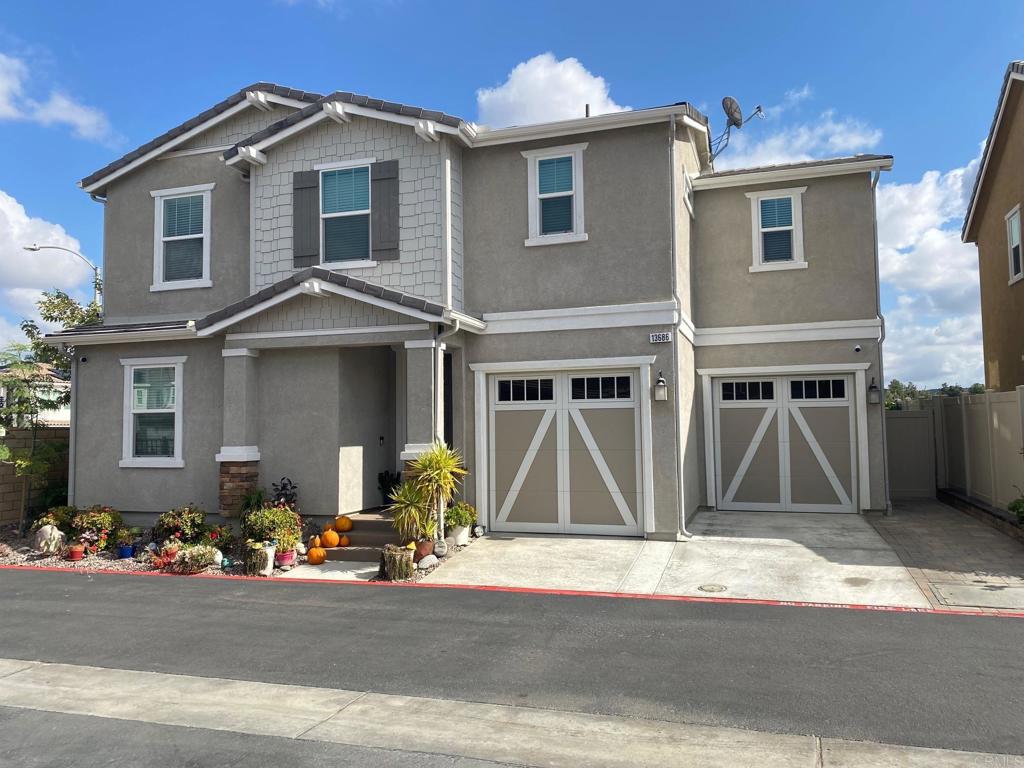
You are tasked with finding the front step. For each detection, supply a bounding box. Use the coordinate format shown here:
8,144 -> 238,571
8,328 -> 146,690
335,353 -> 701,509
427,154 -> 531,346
309,508 -> 400,551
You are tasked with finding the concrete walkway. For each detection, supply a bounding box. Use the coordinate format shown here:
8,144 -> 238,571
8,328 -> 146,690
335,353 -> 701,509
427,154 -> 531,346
425,512 -> 930,608
0,657 -> 1007,767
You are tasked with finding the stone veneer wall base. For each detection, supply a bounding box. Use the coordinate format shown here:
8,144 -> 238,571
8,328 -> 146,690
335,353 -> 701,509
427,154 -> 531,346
219,461 -> 259,518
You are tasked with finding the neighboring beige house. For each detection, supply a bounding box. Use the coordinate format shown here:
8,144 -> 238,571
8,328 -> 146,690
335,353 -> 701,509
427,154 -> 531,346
48,83 -> 892,539
0,362 -> 71,433
963,61 -> 1024,392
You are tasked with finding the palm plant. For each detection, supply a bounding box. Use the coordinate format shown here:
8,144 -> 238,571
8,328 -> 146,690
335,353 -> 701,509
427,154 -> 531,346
387,480 -> 434,542
406,442 -> 467,539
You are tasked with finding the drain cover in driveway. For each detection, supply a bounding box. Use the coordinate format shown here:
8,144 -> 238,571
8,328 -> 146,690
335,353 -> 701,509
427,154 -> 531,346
932,583 -> 1024,610
698,584 -> 727,593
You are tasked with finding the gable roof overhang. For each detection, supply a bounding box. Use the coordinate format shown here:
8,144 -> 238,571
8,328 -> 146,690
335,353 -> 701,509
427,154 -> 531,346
962,61 -> 1024,243
79,83 -> 323,194
691,154 -> 893,190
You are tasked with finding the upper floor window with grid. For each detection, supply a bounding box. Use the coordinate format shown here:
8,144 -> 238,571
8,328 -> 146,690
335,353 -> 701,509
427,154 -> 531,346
321,166 -> 370,263
151,184 -> 213,291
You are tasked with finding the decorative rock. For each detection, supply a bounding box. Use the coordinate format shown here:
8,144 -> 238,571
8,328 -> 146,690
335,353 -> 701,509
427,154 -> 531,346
296,541 -> 307,555
417,554 -> 439,570
433,539 -> 449,558
213,549 -> 224,566
33,526 -> 66,555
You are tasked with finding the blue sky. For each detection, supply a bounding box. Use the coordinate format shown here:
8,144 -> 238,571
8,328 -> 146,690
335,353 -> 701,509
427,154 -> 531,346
1,0 -> 1022,386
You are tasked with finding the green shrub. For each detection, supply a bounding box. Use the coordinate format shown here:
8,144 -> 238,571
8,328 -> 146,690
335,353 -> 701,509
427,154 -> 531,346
170,544 -> 218,574
445,501 -> 476,528
154,504 -> 208,544
71,506 -> 123,550
200,524 -> 235,553
31,505 -> 77,532
241,504 -> 302,552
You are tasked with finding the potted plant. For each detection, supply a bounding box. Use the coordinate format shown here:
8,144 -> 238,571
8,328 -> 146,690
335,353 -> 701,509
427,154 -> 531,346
154,504 -> 208,544
377,470 -> 400,506
71,505 -> 122,552
388,480 -> 436,562
406,442 -> 468,556
445,501 -> 476,547
241,502 -> 302,569
65,539 -> 86,561
114,528 -> 135,559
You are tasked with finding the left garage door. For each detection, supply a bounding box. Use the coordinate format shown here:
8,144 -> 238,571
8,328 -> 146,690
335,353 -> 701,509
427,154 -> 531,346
488,370 -> 643,536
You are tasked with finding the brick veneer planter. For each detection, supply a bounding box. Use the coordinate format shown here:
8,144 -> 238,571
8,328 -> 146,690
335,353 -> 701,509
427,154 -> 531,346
219,461 -> 259,518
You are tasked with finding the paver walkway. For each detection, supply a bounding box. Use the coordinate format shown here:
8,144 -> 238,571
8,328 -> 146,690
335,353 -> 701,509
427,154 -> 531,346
868,500 -> 1024,611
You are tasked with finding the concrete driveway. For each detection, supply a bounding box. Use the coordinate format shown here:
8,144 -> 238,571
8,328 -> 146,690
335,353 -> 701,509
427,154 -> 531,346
423,511 -> 931,608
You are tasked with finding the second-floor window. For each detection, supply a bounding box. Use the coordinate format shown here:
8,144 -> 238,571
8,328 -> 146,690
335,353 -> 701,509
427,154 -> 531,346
521,143 -> 588,247
321,165 -> 371,263
1007,205 -> 1022,283
745,187 -> 807,273
151,183 -> 214,291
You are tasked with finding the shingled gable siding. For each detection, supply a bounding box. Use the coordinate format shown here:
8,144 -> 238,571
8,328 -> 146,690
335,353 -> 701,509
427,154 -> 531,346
230,292 -> 410,334
177,106 -> 295,151
252,116 -> 447,305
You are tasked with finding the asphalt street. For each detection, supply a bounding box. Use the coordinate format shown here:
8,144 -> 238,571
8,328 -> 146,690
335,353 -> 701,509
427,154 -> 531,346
0,569 -> 1021,755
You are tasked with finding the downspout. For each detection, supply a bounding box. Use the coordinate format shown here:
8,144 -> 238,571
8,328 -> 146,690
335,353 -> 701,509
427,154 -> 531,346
433,319 -> 460,540
871,169 -> 893,516
669,115 -> 693,538
67,347 -> 77,507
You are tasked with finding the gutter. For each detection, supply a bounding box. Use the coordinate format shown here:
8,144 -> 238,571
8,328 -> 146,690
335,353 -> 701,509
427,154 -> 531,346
871,168 -> 894,516
67,349 -> 78,506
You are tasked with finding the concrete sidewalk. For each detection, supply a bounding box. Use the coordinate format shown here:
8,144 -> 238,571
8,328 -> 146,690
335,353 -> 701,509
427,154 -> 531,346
424,511 -> 930,608
0,658 -> 1007,767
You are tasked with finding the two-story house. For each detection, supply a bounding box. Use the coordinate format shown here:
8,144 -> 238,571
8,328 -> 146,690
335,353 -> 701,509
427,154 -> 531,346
963,61 -> 1024,392
49,82 -> 892,538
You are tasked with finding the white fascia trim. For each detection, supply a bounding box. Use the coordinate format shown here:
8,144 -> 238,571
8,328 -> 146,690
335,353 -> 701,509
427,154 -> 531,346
480,300 -> 679,335
222,348 -> 259,357
264,93 -> 313,110
692,157 -> 894,190
470,355 -> 657,373
82,100 -> 252,192
226,110 -> 331,167
473,107 -> 700,147
964,72 -> 1024,241
47,327 -> 196,346
160,145 -> 233,160
216,445 -> 261,462
225,323 -> 430,341
696,362 -> 872,376
694,318 -> 882,347
446,310 -> 487,333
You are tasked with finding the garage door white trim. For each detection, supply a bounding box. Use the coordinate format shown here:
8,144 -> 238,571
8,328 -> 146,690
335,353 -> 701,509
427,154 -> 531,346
697,363 -> 872,512
471,356 -> 656,536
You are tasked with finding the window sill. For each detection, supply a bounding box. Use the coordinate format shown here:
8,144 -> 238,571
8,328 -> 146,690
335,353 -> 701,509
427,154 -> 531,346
1009,273 -> 1023,286
119,458 -> 184,469
749,261 -> 808,273
150,279 -> 213,292
525,232 -> 589,248
322,259 -> 377,270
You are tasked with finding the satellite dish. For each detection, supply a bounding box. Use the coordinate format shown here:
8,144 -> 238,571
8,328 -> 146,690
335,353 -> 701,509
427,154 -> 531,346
722,96 -> 743,129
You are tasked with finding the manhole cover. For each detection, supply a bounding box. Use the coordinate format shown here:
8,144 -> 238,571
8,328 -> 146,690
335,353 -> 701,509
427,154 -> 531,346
698,583 -> 727,593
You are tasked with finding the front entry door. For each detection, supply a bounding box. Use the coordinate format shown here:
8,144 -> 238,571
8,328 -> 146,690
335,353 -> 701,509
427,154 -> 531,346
489,371 -> 642,535
713,375 -> 856,513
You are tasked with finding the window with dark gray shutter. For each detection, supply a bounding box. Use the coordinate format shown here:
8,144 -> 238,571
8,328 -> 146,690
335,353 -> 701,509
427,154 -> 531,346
320,166 -> 370,263
293,170 -> 320,267
370,160 -> 400,261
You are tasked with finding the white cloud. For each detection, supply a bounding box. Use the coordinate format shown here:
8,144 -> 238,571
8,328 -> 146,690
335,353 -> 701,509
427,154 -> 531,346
0,52 -> 120,146
763,84 -> 812,119
0,189 -> 93,348
476,53 -> 629,128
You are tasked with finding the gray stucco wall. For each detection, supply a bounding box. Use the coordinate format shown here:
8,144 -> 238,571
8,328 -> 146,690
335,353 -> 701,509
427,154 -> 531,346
178,105 -> 294,151
692,173 -> 880,327
231,293 -> 412,334
102,152 -> 251,323
463,326 -> 682,536
339,347 -> 395,511
72,339 -> 224,513
693,338 -> 887,510
462,122 -> 675,314
251,116 -> 447,303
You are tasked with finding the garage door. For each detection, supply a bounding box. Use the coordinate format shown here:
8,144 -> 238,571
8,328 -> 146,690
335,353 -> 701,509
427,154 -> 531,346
489,370 -> 642,535
713,375 -> 856,513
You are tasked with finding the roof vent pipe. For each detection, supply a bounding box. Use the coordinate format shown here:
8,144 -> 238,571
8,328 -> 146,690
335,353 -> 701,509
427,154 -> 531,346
585,103 -> 590,118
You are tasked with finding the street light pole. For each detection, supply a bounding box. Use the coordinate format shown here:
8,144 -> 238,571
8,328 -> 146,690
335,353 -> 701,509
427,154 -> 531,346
22,244 -> 102,311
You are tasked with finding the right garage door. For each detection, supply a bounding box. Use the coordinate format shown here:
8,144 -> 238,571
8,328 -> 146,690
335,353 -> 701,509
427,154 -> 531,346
713,375 -> 856,513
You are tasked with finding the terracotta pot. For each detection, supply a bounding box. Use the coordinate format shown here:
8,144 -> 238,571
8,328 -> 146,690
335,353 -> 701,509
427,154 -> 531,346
413,539 -> 434,563
66,546 -> 85,562
274,549 -> 297,567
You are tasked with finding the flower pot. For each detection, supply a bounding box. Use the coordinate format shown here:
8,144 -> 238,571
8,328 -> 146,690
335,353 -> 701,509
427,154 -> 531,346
274,549 -> 297,567
413,539 -> 434,563
450,525 -> 470,547
117,545 -> 134,559
66,546 -> 85,562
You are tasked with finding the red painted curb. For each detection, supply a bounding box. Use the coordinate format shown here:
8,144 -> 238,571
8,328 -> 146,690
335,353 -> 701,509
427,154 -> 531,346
2,562 -> 1022,619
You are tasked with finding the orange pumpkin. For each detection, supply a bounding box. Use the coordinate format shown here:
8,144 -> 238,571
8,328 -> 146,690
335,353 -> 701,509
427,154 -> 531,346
310,535 -> 321,548
322,521 -> 336,533
335,515 -> 353,532
307,546 -> 327,565
321,529 -> 340,548
338,534 -> 350,548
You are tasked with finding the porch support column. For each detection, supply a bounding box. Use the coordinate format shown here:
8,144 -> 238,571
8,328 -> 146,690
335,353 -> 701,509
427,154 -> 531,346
401,339 -> 443,461
216,348 -> 261,517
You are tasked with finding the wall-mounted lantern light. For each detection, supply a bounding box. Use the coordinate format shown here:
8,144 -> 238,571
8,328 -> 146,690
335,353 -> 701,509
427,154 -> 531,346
867,376 -> 881,405
654,370 -> 669,401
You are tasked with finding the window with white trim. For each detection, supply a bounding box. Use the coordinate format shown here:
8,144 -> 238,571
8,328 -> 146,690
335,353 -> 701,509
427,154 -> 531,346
745,187 -> 806,272
522,143 -> 588,246
120,357 -> 185,468
497,377 -> 554,403
570,375 -> 632,401
151,184 -> 213,291
790,378 -> 846,400
720,380 -> 775,402
320,165 -> 371,263
1007,205 -> 1022,283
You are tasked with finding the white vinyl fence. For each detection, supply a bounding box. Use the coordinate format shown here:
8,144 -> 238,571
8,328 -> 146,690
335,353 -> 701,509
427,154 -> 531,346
908,386 -> 1024,511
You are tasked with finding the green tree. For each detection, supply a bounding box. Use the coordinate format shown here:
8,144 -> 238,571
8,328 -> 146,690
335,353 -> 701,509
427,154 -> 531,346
938,382 -> 964,397
885,379 -> 921,410
968,383 -> 986,394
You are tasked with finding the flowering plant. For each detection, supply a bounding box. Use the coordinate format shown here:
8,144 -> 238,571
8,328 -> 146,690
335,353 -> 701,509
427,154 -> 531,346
71,506 -> 122,550
154,505 -> 208,544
